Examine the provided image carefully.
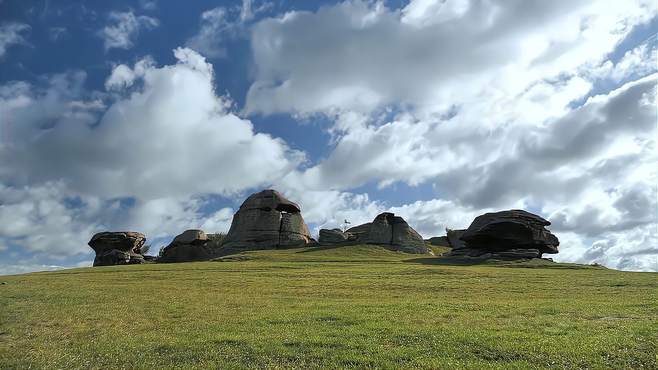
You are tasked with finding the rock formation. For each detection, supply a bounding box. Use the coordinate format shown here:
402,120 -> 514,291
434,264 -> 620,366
88,231 -> 146,266
222,190 -> 315,249
446,229 -> 467,249
158,229 -> 215,263
319,212 -> 428,254
447,210 -> 559,260
318,228 -> 357,245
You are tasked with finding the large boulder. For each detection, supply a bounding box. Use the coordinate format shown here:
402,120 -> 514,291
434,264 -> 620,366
338,212 -> 428,254
159,229 -> 214,263
446,229 -> 467,249
222,190 -> 315,250
88,232 -> 146,266
446,210 -> 559,260
318,228 -> 357,245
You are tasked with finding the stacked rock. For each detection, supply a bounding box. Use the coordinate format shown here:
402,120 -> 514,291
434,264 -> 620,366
447,210 -> 559,260
88,232 -> 146,266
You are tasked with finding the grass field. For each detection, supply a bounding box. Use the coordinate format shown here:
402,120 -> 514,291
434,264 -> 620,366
1,245 -> 657,369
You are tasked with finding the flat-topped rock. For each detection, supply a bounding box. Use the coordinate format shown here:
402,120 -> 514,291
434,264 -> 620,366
88,231 -> 146,266
460,209 -> 559,254
445,210 -> 559,261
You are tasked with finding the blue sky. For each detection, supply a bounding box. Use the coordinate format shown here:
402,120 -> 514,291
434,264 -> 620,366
0,0 -> 657,274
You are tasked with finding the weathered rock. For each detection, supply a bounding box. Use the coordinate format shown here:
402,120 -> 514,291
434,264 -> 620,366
342,212 -> 428,254
461,210 -> 559,254
222,190 -> 315,249
88,232 -> 146,266
445,210 -> 559,261
158,243 -> 214,263
159,229 -> 214,263
446,229 -> 467,250
318,228 -> 357,245
172,229 -> 208,245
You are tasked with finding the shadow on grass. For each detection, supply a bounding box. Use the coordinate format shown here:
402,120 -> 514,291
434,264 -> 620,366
404,256 -> 601,269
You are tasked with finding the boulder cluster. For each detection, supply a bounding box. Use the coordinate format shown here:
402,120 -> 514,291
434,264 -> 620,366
318,212 -> 428,254
444,210 -> 559,260
87,190 -> 560,266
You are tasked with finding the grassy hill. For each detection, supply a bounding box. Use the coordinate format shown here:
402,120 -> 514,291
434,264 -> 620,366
1,245 -> 657,369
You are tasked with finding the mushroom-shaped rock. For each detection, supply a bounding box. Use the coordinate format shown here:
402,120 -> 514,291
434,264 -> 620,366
159,229 -> 214,263
460,210 -> 559,254
222,190 -> 314,249
446,210 -> 559,260
88,232 -> 146,266
344,212 -> 428,254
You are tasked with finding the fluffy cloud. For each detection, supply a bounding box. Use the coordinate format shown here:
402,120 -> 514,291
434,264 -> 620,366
0,22 -> 30,59
1,48 -> 302,200
245,0 -> 655,116
100,11 -> 159,50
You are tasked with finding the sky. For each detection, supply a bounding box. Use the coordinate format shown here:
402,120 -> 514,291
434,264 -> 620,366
0,0 -> 656,275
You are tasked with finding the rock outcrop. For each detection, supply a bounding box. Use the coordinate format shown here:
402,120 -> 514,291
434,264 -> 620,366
318,228 -> 357,245
446,229 -> 467,249
88,232 -> 146,266
318,212 -> 428,254
447,210 -> 559,260
222,190 -> 315,249
158,229 -> 214,263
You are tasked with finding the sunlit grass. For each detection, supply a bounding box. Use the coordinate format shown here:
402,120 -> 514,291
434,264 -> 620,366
1,245 -> 656,369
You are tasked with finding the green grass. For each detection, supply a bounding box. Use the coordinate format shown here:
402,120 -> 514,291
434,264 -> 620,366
1,245 -> 657,369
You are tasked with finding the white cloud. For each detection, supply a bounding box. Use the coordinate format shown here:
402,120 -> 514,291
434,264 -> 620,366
100,11 -> 159,50
0,22 -> 30,59
186,1 -> 273,58
1,48 -> 303,200
245,0 -> 655,116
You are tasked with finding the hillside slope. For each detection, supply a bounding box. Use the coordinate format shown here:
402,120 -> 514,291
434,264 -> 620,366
1,245 -> 656,369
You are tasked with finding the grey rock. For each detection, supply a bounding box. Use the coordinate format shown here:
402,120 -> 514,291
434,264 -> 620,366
445,209 -> 559,261
343,212 -> 428,254
172,229 -> 208,245
318,228 -> 357,245
446,229 -> 467,250
159,229 -> 214,263
222,189 -> 315,250
460,209 -> 559,254
88,232 -> 146,266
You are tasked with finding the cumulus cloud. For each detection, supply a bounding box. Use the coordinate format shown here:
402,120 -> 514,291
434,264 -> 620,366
245,0 -> 655,115
100,11 -> 159,50
0,22 -> 30,59
1,48 -> 302,200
